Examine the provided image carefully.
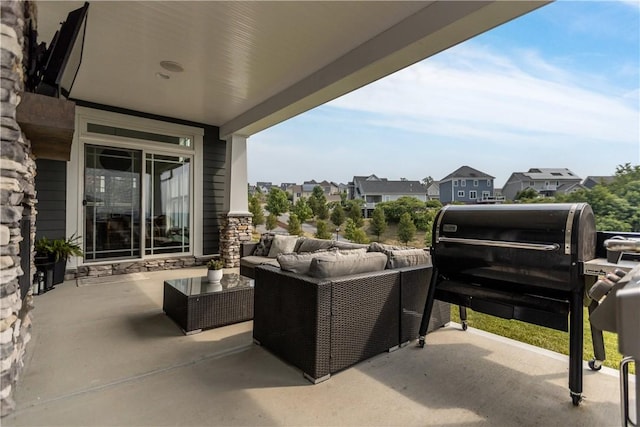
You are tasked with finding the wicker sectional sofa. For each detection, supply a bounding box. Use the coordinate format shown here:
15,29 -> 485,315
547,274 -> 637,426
245,236 -> 450,383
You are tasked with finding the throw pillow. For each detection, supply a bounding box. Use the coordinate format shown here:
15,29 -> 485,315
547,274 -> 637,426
297,237 -> 334,253
253,233 -> 275,256
267,234 -> 299,258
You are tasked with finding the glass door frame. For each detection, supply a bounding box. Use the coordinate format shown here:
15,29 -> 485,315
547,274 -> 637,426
68,107 -> 204,268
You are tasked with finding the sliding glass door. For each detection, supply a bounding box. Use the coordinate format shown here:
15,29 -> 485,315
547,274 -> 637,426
84,145 -> 142,260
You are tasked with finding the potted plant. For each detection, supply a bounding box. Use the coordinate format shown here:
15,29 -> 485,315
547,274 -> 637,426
206,259 -> 224,283
35,234 -> 84,286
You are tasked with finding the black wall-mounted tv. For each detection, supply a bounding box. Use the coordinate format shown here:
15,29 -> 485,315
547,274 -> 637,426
36,2 -> 89,97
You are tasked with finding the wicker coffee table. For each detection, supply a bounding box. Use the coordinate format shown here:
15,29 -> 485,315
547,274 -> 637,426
163,274 -> 254,334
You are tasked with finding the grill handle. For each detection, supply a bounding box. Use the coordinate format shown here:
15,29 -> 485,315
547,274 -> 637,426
437,236 -> 560,251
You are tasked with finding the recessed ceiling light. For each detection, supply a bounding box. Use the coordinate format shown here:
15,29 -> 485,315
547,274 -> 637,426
155,72 -> 170,80
160,61 -> 184,73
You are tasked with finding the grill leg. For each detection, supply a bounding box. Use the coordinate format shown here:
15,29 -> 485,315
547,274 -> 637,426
418,268 -> 438,348
459,306 -> 468,331
587,300 -> 606,371
569,289 -> 584,406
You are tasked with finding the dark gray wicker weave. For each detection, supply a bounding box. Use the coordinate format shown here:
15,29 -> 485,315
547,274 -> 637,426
163,277 -> 254,334
253,264 -> 449,382
398,266 -> 449,343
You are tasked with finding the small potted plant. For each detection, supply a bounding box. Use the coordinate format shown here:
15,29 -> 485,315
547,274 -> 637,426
206,259 -> 224,283
35,234 -> 84,286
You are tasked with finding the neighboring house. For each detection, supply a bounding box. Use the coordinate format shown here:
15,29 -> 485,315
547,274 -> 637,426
288,180 -> 342,204
501,168 -> 582,201
426,181 -> 440,201
438,166 -> 500,204
279,182 -> 296,192
256,182 -> 273,193
349,174 -> 426,217
583,176 -> 615,189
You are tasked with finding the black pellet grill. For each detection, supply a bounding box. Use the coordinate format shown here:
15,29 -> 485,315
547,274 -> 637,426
418,203 -> 599,406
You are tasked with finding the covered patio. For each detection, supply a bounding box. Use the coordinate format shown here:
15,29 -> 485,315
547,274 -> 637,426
4,268 -> 624,426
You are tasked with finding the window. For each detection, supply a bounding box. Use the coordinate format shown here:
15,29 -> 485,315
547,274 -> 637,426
469,190 -> 477,199
457,190 -> 465,198
529,181 -> 535,187
87,123 -> 192,147
482,191 -> 490,199
461,180 -> 466,187
487,179 -> 491,186
453,179 -> 458,186
473,180 -> 478,187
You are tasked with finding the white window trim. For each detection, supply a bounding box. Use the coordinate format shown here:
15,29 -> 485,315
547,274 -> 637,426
473,180 -> 478,187
469,190 -> 477,199
67,107 -> 205,268
453,179 -> 458,186
461,180 -> 466,187
457,190 -> 465,198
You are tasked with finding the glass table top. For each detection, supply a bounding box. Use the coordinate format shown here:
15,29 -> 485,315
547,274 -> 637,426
165,274 -> 254,296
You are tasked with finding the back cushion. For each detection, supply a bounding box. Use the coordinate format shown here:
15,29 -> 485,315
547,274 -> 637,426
308,252 -> 387,278
277,250 -> 328,275
332,241 -> 369,251
267,234 -> 299,258
368,242 -> 412,254
386,248 -> 431,269
297,238 -> 334,253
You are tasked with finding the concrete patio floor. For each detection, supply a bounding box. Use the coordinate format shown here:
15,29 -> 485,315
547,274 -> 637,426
3,267 -> 632,426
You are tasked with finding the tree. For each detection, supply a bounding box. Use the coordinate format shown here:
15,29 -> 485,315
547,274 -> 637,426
308,186 -> 328,217
344,218 -> 370,244
315,220 -> 332,239
422,176 -> 434,188
266,188 -> 289,217
345,200 -> 364,227
514,188 -> 540,202
317,203 -> 330,220
248,194 -> 264,226
330,204 -> 345,227
377,196 -> 425,222
292,197 -> 313,223
265,213 -> 277,231
398,212 -> 416,244
370,206 -> 387,240
287,213 -> 303,236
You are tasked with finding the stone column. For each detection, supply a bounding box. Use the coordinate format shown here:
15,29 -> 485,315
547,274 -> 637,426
220,134 -> 252,267
1,0 -> 35,417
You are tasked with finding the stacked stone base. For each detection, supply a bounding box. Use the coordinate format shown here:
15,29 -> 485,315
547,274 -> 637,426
219,214 -> 252,268
73,256 -> 206,279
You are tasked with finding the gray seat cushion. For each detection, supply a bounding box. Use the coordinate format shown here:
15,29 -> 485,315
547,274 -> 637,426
386,248 -> 431,269
240,255 -> 280,269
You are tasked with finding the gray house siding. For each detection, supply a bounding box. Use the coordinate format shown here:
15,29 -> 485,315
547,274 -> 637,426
34,159 -> 66,240
440,181 -> 454,204
202,128 -> 225,255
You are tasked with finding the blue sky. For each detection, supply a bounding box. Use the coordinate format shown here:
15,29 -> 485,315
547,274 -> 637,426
248,1 -> 640,188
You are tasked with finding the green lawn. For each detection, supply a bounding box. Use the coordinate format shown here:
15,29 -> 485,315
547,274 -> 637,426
450,306 -> 634,374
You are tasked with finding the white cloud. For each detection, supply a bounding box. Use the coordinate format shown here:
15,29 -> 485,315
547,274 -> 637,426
327,42 -> 639,147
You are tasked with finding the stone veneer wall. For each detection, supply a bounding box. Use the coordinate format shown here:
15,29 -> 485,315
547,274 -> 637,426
1,0 -> 36,416
219,214 -> 252,268
73,256 -> 207,279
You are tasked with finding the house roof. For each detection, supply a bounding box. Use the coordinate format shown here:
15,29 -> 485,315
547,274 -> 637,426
583,176 -> 615,188
357,179 -> 424,195
441,166 -> 494,181
35,1 -> 547,138
523,168 -> 580,180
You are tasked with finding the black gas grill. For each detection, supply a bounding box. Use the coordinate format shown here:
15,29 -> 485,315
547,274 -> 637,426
418,203 -> 598,406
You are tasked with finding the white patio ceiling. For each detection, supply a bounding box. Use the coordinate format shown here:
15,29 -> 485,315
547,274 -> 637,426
35,1 -> 548,138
